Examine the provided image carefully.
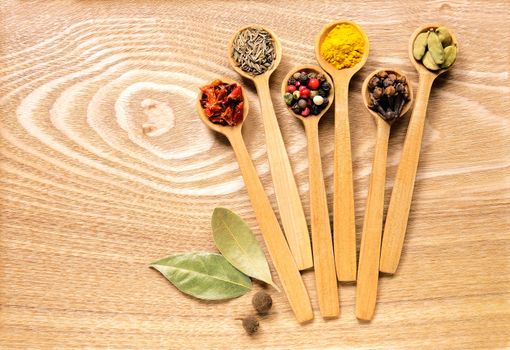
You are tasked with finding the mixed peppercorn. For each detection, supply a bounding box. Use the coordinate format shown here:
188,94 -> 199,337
283,71 -> 331,117
200,79 -> 244,126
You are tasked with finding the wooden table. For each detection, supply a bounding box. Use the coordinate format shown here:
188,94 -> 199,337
1,1 -> 509,349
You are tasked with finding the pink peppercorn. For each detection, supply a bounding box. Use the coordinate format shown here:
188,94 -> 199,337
286,85 -> 296,93
301,107 -> 310,116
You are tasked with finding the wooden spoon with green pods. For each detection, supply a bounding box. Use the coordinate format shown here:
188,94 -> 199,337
380,24 -> 458,274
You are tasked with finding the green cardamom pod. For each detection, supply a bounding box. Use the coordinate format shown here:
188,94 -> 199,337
422,51 -> 440,71
413,32 -> 429,61
441,45 -> 457,68
436,27 -> 452,46
427,31 -> 445,65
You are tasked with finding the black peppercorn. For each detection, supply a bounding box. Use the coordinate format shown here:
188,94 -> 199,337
311,104 -> 320,115
240,316 -> 259,335
252,291 -> 272,315
320,81 -> 331,91
318,89 -> 328,97
298,72 -> 309,85
321,97 -> 329,106
288,77 -> 296,85
291,102 -> 301,114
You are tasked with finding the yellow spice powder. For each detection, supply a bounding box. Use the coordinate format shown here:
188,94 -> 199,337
320,24 -> 365,69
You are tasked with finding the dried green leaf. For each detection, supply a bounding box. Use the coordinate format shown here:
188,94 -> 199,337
212,208 -> 278,290
150,252 -> 251,300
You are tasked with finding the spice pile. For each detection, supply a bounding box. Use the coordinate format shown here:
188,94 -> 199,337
283,70 -> 331,117
232,27 -> 276,75
413,26 -> 457,71
320,23 -> 365,69
199,79 -> 244,126
239,291 -> 274,335
367,70 -> 410,124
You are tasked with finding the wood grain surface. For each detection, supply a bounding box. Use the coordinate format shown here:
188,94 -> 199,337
1,1 -> 509,349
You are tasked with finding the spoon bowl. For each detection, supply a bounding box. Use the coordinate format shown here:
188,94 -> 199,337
409,23 -> 459,77
281,64 -> 335,123
361,68 -> 414,124
195,77 -> 249,137
315,20 -> 370,78
227,24 -> 283,81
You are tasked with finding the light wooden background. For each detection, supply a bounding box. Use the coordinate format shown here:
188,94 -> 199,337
1,1 -> 509,349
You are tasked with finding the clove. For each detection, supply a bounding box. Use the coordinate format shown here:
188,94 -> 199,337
368,70 -> 410,124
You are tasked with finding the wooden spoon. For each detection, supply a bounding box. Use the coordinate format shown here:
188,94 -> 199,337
356,69 -> 413,321
315,21 -> 370,281
228,25 -> 313,270
379,24 -> 459,274
281,65 -> 339,318
196,79 -> 313,323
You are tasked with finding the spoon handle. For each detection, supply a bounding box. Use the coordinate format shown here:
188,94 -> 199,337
227,130 -> 314,323
303,119 -> 339,318
380,74 -> 435,274
333,75 -> 357,282
356,121 -> 390,320
253,77 -> 313,270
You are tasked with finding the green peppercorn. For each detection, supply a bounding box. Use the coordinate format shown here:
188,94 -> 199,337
292,90 -> 300,100
283,92 -> 294,106
293,72 -> 301,80
310,90 -> 319,98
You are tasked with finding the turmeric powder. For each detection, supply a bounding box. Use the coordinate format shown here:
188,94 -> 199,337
320,24 -> 365,69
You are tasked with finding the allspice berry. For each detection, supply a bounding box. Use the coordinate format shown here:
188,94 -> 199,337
252,291 -> 272,315
241,316 -> 259,335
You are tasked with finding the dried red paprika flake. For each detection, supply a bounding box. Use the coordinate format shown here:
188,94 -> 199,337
200,80 -> 244,126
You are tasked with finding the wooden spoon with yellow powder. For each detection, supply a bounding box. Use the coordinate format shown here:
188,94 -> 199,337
315,21 -> 369,282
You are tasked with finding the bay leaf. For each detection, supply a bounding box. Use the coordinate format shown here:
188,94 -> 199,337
212,207 -> 278,290
150,252 -> 251,300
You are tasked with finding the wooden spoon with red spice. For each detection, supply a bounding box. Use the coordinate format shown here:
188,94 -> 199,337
197,78 -> 313,324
